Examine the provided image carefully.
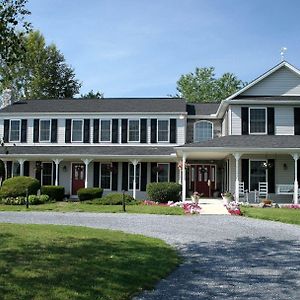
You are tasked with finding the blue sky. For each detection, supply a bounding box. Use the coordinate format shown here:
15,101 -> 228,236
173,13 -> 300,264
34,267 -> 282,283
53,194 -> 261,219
27,0 -> 300,97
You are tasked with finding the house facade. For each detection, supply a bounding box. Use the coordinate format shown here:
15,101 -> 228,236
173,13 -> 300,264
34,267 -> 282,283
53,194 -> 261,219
0,61 -> 300,204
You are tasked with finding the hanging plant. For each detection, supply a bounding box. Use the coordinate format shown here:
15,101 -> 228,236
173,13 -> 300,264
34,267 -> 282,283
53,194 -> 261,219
200,167 -> 207,174
152,165 -> 164,174
105,163 -> 114,173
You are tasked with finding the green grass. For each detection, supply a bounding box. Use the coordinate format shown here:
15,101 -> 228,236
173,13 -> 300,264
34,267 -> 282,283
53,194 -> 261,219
0,223 -> 180,300
0,202 -> 184,215
241,206 -> 300,225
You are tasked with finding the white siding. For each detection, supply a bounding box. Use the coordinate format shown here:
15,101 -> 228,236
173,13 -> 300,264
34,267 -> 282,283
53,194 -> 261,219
222,111 -> 228,136
230,106 -> 241,135
241,66 -> 300,96
275,107 -> 294,135
176,118 -> 186,145
0,119 -> 3,140
57,119 -> 65,144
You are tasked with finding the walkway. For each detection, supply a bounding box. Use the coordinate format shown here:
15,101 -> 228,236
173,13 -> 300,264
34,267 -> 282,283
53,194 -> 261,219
0,212 -> 299,299
198,197 -> 230,214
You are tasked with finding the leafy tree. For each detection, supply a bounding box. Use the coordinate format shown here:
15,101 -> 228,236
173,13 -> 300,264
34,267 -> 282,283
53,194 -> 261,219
176,67 -> 245,103
0,0 -> 31,67
81,89 -> 104,99
0,31 -> 81,99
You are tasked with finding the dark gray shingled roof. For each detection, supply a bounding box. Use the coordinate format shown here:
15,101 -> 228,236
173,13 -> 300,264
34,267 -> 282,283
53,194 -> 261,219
0,98 -> 186,113
0,146 -> 176,156
186,103 -> 220,115
179,135 -> 300,148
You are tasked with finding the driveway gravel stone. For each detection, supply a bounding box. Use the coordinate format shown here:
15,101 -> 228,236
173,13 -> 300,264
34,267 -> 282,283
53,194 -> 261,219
0,212 -> 299,299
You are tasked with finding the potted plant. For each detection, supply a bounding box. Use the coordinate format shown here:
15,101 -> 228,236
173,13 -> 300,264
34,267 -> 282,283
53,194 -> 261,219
191,191 -> 200,204
221,191 -> 233,204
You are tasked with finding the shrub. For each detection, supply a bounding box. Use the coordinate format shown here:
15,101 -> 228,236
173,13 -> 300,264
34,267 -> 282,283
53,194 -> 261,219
88,193 -> 137,205
41,186 -> 65,201
1,196 -> 26,205
0,176 -> 40,198
77,187 -> 103,201
146,182 -> 181,203
28,194 -> 50,205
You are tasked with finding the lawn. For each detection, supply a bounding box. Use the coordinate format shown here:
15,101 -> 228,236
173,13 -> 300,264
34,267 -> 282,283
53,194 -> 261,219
0,201 -> 184,215
0,223 -> 180,300
241,206 -> 300,225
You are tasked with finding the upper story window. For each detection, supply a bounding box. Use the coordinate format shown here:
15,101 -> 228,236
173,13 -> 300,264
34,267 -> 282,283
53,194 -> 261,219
249,108 -> 266,134
157,120 -> 169,142
128,120 -> 140,142
72,119 -> 83,142
9,120 -> 21,142
194,121 -> 213,143
100,120 -> 111,142
157,163 -> 169,182
39,120 -> 51,142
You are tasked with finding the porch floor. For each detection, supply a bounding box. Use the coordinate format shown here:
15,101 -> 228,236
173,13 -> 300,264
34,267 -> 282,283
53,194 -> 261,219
197,198 -> 230,215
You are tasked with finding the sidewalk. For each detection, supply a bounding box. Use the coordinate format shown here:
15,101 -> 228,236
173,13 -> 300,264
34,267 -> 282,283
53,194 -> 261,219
198,198 -> 230,215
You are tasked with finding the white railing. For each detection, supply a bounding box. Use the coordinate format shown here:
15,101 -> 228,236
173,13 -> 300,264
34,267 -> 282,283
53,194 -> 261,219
276,184 -> 294,195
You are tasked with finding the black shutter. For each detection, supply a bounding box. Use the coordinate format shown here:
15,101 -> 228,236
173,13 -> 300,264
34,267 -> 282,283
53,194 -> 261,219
170,119 -> 177,143
93,119 -> 99,143
52,162 -> 56,185
169,163 -> 176,182
151,119 -> 157,143
140,119 -> 147,143
112,119 -> 119,143
294,108 -> 300,135
112,162 -> 118,191
33,119 -> 39,142
241,107 -> 249,135
140,162 -> 148,191
93,162 -> 100,187
150,162 -> 157,182
65,119 -> 71,143
241,159 -> 249,190
122,162 -> 128,191
3,120 -> 9,142
121,119 -> 128,143
84,119 -> 90,143
267,108 -> 275,135
7,161 -> 12,178
51,119 -> 58,143
35,161 -> 42,183
268,159 -> 275,193
21,119 -> 27,143
24,161 -> 29,176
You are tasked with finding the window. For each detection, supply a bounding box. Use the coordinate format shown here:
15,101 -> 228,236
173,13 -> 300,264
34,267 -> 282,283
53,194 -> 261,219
40,120 -> 51,142
9,120 -> 20,142
72,120 -> 83,142
129,163 -> 140,190
194,121 -> 213,142
157,120 -> 169,142
100,163 -> 111,190
128,120 -> 140,142
100,120 -> 111,142
157,163 -> 169,182
42,163 -> 53,185
249,108 -> 266,134
12,162 -> 20,177
250,160 -> 267,191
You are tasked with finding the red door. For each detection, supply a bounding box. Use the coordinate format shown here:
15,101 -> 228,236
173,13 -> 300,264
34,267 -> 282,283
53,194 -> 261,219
195,165 -> 215,197
72,163 -> 85,195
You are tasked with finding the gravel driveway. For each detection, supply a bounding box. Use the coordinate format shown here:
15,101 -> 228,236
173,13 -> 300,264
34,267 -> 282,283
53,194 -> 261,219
0,212 -> 299,299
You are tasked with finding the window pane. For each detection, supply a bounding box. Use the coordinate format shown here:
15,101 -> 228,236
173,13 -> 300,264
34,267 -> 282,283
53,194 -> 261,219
100,120 -> 111,142
158,120 -> 169,142
10,120 -> 20,141
250,161 -> 266,191
40,120 -> 51,141
129,120 -> 140,142
72,120 -> 83,141
157,164 -> 169,182
101,163 -> 111,189
194,122 -> 213,142
13,162 -> 20,176
42,163 -> 52,185
129,164 -> 140,190
250,109 -> 266,133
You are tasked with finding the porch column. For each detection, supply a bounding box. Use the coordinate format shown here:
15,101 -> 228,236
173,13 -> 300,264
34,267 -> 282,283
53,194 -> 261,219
53,159 -> 63,186
82,158 -> 92,188
182,154 -> 186,201
292,153 -> 299,204
178,163 -> 182,185
18,159 -> 25,176
233,153 -> 241,202
131,159 -> 139,199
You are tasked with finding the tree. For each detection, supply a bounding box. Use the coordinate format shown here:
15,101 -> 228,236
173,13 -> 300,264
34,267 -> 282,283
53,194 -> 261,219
0,31 -> 81,99
176,67 -> 245,103
81,90 -> 104,99
0,0 -> 31,67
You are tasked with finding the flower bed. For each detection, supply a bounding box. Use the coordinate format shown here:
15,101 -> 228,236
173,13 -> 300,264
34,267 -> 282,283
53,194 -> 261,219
143,200 -> 202,214
281,204 -> 300,209
225,201 -> 242,215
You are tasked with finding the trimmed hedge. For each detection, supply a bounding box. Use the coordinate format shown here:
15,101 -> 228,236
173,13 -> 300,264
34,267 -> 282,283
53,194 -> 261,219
0,176 -> 40,198
146,182 -> 181,203
77,187 -> 103,201
1,196 -> 26,205
41,186 -> 65,201
28,194 -> 50,205
88,193 -> 137,205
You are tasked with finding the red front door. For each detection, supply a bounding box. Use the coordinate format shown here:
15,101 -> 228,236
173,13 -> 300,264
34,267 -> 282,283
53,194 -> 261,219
195,165 -> 215,197
72,163 -> 85,195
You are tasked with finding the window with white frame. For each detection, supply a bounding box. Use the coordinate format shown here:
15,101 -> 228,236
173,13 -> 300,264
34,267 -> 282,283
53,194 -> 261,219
12,162 -> 20,177
249,108 -> 266,134
40,120 -> 51,142
100,163 -> 111,190
250,160 -> 267,191
72,120 -> 83,142
129,163 -> 140,190
194,121 -> 213,142
128,120 -> 140,142
42,162 -> 53,185
157,163 -> 169,182
9,120 -> 21,142
157,120 -> 169,142
100,120 -> 111,142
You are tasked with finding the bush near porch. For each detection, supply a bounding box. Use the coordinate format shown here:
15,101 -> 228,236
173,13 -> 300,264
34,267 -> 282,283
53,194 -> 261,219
147,182 -> 181,203
41,186 -> 65,201
77,187 -> 103,201
88,193 -> 137,205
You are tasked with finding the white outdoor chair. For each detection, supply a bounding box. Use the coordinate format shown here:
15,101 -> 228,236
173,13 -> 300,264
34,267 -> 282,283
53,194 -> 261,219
239,182 -> 245,198
258,182 -> 268,199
